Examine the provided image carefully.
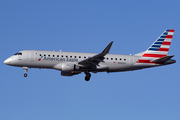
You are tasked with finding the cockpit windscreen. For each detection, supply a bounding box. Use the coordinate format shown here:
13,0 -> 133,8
14,52 -> 22,55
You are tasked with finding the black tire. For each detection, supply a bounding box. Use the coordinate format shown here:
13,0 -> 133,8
85,76 -> 90,81
24,73 -> 27,77
85,73 -> 91,81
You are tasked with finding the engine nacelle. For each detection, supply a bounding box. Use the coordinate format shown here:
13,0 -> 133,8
53,63 -> 79,71
61,71 -> 81,76
61,71 -> 74,76
53,63 -> 80,76
62,63 -> 74,71
61,63 -> 79,71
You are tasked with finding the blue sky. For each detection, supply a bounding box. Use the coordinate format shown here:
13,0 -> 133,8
1,0 -> 180,120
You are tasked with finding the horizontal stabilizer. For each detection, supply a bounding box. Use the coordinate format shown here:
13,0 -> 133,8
151,55 -> 174,63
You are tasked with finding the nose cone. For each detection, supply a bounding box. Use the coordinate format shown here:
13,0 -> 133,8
4,57 -> 12,65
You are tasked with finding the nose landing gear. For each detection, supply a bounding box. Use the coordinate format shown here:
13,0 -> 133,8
23,67 -> 28,77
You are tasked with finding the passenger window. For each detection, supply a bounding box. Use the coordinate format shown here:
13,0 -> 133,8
107,58 -> 109,60
84,56 -> 86,58
57,55 -> 59,57
48,55 -> 50,57
124,58 -> 126,61
39,54 -> 41,56
75,56 -> 76,58
44,54 -> 46,57
53,55 -> 55,57
66,56 -> 68,58
70,56 -> 72,58
120,58 -> 122,60
111,58 -> 113,60
79,56 -> 81,58
61,55 -> 63,57
115,58 -> 117,60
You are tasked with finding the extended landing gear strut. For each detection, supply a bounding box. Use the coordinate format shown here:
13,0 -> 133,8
23,67 -> 28,77
85,72 -> 91,81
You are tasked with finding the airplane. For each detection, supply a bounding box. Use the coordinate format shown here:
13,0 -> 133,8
4,29 -> 176,81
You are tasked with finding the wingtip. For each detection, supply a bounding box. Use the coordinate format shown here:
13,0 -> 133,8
101,41 -> 114,54
109,41 -> 114,46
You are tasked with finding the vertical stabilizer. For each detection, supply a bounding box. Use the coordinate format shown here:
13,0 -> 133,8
137,29 -> 175,63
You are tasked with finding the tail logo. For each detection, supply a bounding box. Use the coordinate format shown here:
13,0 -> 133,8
147,29 -> 174,52
137,29 -> 174,64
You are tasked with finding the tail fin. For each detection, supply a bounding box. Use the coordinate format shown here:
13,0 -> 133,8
137,29 -> 175,64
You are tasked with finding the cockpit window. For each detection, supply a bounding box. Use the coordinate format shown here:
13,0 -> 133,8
14,53 -> 18,55
18,52 -> 22,55
14,52 -> 22,55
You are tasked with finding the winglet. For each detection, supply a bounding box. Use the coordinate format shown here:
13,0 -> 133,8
101,41 -> 113,54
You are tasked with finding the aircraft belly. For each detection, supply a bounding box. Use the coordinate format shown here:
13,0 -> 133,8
25,60 -> 60,69
107,63 -> 132,72
95,64 -> 109,72
130,63 -> 161,71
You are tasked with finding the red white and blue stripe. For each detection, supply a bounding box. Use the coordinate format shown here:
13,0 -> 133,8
137,29 -> 174,64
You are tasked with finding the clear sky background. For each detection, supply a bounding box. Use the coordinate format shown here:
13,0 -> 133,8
1,0 -> 180,120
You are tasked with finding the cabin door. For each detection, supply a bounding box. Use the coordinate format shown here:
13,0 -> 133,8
129,56 -> 134,66
30,51 -> 35,62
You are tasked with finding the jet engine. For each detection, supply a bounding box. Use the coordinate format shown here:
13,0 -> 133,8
61,63 -> 79,72
53,63 -> 79,71
53,63 -> 80,76
61,71 -> 81,76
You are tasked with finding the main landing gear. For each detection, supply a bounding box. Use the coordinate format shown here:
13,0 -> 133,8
85,72 -> 91,81
23,67 -> 28,77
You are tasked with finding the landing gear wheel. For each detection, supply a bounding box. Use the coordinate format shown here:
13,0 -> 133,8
24,73 -> 27,77
23,67 -> 28,77
85,73 -> 91,81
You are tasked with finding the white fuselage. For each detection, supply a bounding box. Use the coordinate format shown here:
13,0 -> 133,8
4,50 -> 164,72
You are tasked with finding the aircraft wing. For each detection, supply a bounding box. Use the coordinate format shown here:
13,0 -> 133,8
78,41 -> 113,68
